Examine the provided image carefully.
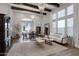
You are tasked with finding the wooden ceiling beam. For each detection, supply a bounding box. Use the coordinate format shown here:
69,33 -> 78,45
11,6 -> 47,15
14,3 -> 52,12
47,3 -> 60,7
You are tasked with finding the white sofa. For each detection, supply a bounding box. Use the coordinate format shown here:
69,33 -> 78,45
49,33 -> 68,44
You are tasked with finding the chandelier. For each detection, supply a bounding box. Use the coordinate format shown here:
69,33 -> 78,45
38,3 -> 45,26
38,3 -> 45,15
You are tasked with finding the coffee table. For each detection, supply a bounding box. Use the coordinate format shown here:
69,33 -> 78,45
35,37 -> 45,45
43,37 -> 53,45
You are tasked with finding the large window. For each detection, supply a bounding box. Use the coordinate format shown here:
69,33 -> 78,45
67,5 -> 74,15
67,18 -> 73,36
58,20 -> 65,34
58,9 -> 65,18
52,4 -> 74,36
52,21 -> 57,33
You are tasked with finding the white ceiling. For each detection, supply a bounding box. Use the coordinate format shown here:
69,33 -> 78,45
29,3 -> 56,9
11,3 -> 60,15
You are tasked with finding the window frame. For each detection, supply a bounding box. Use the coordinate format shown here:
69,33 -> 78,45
52,4 -> 74,36
57,19 -> 65,34
67,4 -> 74,16
67,17 -> 74,37
58,9 -> 65,18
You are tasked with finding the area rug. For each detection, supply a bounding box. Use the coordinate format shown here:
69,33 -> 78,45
7,42 -> 68,56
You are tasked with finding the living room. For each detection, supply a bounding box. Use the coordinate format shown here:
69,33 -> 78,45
0,3 -> 79,56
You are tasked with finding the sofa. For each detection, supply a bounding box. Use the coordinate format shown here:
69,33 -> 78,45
49,33 -> 68,44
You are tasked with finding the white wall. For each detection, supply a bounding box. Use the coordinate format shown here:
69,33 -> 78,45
42,4 -> 72,34
0,3 -> 12,16
74,3 -> 79,48
41,13 -> 52,34
77,4 -> 79,48
1,3 -> 79,48
0,3 -> 45,40
0,3 -> 13,36
41,3 -> 79,48
12,10 -> 43,34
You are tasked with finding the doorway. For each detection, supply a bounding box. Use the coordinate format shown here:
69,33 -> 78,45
44,23 -> 50,35
21,20 -> 33,41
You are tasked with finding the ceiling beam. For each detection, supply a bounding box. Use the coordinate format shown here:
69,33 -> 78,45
47,3 -> 60,7
23,3 -> 38,9
11,6 -> 47,15
14,3 -> 52,12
